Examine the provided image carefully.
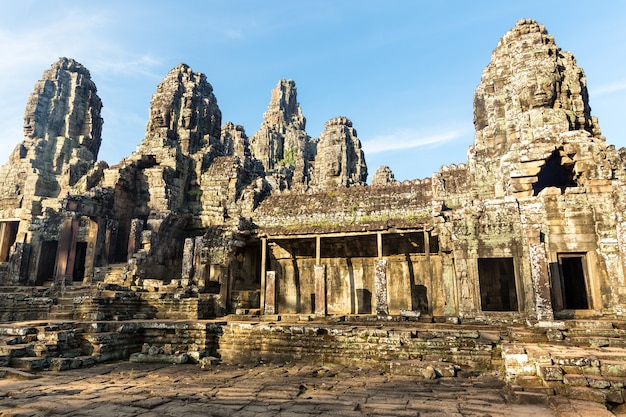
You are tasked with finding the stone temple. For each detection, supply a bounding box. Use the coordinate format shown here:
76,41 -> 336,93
1,19 -> 626,406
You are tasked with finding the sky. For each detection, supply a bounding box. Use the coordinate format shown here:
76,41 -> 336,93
0,1 -> 624,182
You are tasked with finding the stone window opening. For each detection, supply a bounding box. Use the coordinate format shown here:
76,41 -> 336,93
532,149 -> 577,195
551,253 -> 591,311
478,257 -> 518,311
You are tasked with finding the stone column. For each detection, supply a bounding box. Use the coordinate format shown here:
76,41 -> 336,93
127,218 -> 144,260
0,222 -> 9,262
375,259 -> 389,316
442,255 -> 458,317
104,219 -> 118,264
315,236 -> 321,266
314,265 -> 327,316
193,236 -> 206,289
528,242 -> 554,321
264,270 -> 276,315
10,243 -> 30,285
260,238 -> 267,313
181,237 -> 195,285
55,215 -> 80,287
93,218 -> 108,268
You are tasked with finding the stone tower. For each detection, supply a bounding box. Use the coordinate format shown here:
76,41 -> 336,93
469,19 -> 604,198
249,79 -> 314,190
0,58 -> 103,211
311,116 -> 367,188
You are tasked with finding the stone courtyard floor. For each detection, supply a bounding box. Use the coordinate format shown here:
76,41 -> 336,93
0,361 -> 620,417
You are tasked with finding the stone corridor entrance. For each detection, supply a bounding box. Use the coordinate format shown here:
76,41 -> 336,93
553,253 -> 590,311
478,257 -> 518,311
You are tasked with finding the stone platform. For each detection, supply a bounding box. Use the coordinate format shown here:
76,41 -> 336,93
1,316 -> 626,414
0,360 -> 616,417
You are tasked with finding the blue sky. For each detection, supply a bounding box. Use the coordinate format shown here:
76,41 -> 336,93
0,1 -> 624,181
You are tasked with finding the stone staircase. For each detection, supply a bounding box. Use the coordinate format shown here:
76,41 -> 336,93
503,320 -> 626,407
93,263 -> 130,286
0,320 -> 144,372
0,286 -> 53,321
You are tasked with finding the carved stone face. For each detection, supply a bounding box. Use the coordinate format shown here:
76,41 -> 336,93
516,72 -> 557,112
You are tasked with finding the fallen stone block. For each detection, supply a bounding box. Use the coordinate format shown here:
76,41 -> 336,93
129,352 -> 189,364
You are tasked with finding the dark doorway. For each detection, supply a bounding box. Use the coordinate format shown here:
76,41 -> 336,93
356,289 -> 372,314
478,258 -> 518,311
73,242 -> 87,282
36,240 -> 58,285
555,254 -> 589,310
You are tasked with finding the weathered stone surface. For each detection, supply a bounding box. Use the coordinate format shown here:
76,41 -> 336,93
145,63 -> 221,155
3,22 -> 626,412
249,79 -> 313,190
311,116 -> 367,189
371,165 -> 396,186
0,58 -> 103,213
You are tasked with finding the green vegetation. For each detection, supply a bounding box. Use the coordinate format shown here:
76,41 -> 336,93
187,188 -> 203,197
279,147 -> 298,166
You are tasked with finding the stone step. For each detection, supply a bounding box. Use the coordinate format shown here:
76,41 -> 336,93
565,320 -> 616,330
9,356 -> 49,371
49,355 -> 97,371
47,311 -> 75,320
0,367 -> 40,380
0,335 -> 23,345
0,325 -> 38,337
0,343 -> 34,358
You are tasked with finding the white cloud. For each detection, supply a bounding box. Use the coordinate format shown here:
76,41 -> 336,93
361,128 -> 469,154
590,80 -> 626,97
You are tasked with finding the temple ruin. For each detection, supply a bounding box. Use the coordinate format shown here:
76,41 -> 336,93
2,19 -> 626,407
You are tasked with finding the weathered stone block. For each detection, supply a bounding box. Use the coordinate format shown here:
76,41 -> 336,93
601,361 -> 626,377
566,386 -> 607,403
539,365 -> 563,381
586,375 -> 611,389
563,373 -> 588,387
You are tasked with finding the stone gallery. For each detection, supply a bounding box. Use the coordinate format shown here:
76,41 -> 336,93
1,19 -> 626,406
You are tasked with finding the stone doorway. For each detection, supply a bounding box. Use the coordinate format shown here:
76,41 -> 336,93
553,253 -> 590,310
478,257 -> 518,311
36,240 -> 58,285
73,242 -> 88,282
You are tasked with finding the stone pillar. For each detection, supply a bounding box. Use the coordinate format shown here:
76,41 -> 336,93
375,259 -> 388,316
104,219 -> 118,264
193,236 -> 206,289
9,243 -> 30,285
127,218 -> 144,260
377,232 -> 383,259
0,222 -> 9,262
55,215 -> 80,287
265,270 -> 276,315
260,238 -> 267,313
315,236 -> 321,266
181,237 -> 195,284
442,255 -> 458,317
314,265 -> 327,316
528,242 -> 554,321
218,265 -> 230,312
93,218 -> 108,268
